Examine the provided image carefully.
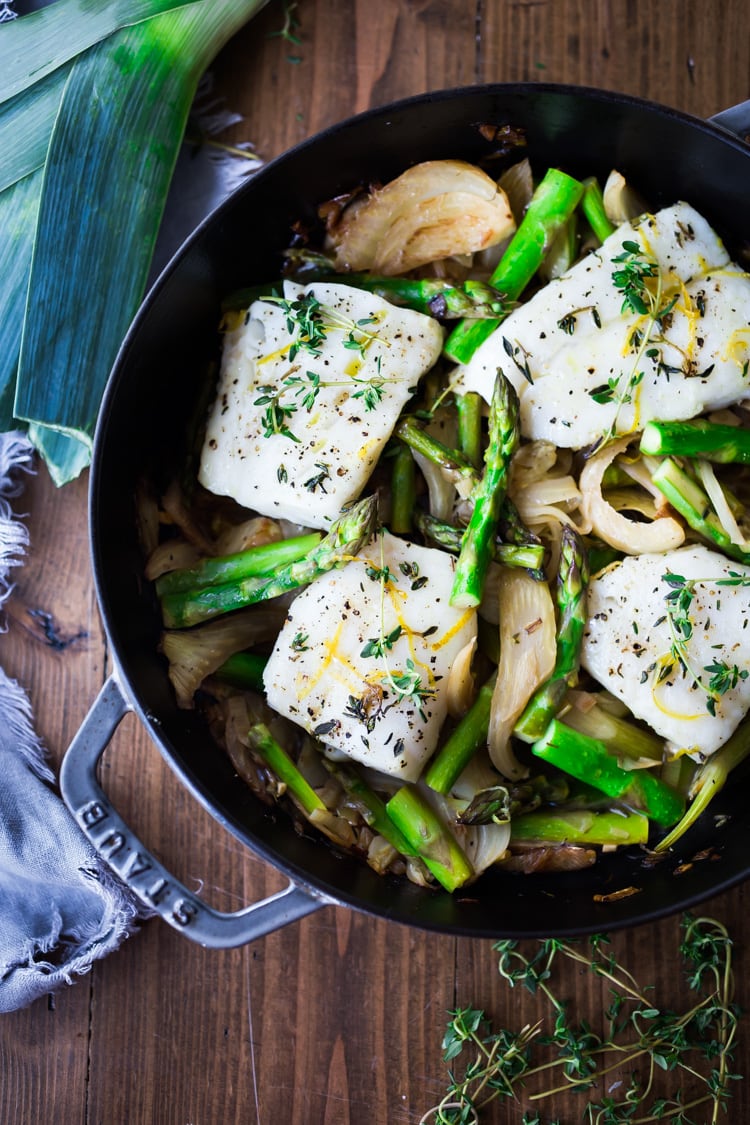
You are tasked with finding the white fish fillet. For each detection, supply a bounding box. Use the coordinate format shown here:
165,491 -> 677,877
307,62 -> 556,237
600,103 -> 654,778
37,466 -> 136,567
199,281 -> 444,527
454,202 -> 750,448
581,544 -> 750,756
263,531 -> 477,780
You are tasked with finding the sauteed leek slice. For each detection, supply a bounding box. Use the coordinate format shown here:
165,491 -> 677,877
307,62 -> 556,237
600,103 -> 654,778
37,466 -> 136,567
143,157 -> 750,892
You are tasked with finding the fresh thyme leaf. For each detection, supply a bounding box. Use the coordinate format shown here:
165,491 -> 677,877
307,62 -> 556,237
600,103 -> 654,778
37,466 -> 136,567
659,572 -> 750,712
360,624 -> 402,659
303,461 -> 331,493
351,376 -> 386,411
364,562 -> 394,584
254,384 -> 299,442
285,369 -> 321,411
343,692 -> 379,733
263,292 -> 328,359
596,242 -> 680,444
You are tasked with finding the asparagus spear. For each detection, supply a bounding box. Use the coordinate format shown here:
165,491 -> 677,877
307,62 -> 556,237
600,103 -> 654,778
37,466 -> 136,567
160,494 -> 378,628
530,718 -> 685,827
498,494 -> 544,553
580,176 -> 616,244
213,651 -> 268,693
225,274 -> 511,319
339,275 -> 510,319
415,510 -> 545,572
394,417 -> 478,486
654,718 -> 750,851
513,525 -> 590,742
247,723 -> 327,817
651,457 -> 750,565
424,672 -> 498,795
389,443 -> 416,535
444,168 -> 585,364
450,372 -> 520,608
510,807 -> 649,847
323,760 -> 418,857
455,391 -> 484,470
385,786 -> 474,892
155,532 -> 322,597
641,419 -> 750,464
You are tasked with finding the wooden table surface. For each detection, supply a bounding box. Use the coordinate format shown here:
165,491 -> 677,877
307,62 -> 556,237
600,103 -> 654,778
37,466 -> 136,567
2,2 -> 750,1122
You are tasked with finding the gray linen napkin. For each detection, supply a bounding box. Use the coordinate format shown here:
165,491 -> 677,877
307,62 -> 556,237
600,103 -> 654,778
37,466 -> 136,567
0,432 -> 141,1012
0,96 -> 260,1010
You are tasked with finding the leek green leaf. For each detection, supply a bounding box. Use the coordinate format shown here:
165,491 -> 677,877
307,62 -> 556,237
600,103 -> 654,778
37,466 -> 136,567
15,0 -> 269,484
1,0 -> 201,104
0,64 -> 72,194
0,170 -> 42,431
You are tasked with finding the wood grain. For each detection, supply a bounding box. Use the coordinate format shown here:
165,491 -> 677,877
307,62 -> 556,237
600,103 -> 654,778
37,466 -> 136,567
1,1 -> 749,1122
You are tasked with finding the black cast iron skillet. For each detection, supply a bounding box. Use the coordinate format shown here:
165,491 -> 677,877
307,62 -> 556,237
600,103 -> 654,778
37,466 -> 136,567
60,83 -> 750,947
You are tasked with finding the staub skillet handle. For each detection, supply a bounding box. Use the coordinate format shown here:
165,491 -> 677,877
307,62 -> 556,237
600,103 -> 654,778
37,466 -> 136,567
60,675 -> 331,948
709,99 -> 750,140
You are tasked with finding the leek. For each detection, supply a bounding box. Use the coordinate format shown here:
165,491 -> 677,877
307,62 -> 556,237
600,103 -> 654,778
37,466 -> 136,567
0,66 -> 72,194
0,172 -> 42,430
3,0 -> 269,483
2,0 -> 200,103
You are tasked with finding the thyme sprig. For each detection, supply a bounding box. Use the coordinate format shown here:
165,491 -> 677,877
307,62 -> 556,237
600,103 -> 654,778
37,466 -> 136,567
262,292 -> 383,361
423,915 -> 740,1125
660,572 -> 750,715
253,295 -> 390,441
589,241 -> 678,446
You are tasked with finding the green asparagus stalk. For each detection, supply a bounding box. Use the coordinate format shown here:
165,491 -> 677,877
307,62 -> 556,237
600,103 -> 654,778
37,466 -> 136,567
221,276 -> 510,319
455,391 -> 484,469
213,652 -> 268,693
510,807 -> 649,847
531,718 -> 685,827
651,457 -> 750,564
247,723 -> 327,817
424,672 -> 498,795
444,168 -> 585,363
160,494 -> 377,628
336,274 -> 510,319
414,510 -> 545,572
155,532 -> 322,597
323,761 -> 417,857
513,525 -> 590,742
641,419 -> 750,464
385,786 -> 474,892
395,417 -> 478,485
450,372 -> 520,608
654,719 -> 750,851
389,443 -> 416,535
580,176 -> 616,244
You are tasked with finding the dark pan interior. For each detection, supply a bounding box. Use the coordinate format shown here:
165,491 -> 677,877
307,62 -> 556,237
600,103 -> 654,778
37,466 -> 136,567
90,83 -> 750,938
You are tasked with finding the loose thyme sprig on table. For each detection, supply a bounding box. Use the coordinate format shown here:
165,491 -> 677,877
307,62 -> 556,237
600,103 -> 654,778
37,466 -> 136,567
422,914 -> 741,1125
